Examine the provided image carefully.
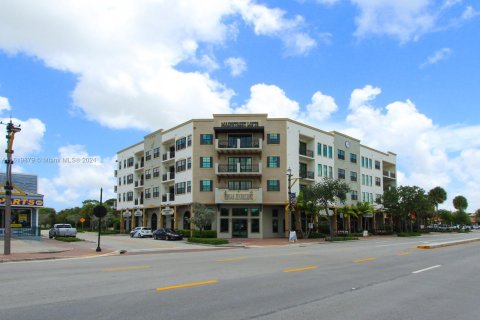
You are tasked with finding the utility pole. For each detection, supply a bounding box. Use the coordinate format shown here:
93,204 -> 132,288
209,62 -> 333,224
3,120 -> 21,255
287,168 -> 293,232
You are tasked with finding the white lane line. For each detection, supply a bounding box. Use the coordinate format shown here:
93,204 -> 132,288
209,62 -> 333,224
412,265 -> 441,274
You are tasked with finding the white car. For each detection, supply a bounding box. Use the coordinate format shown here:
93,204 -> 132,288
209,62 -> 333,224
130,227 -> 153,238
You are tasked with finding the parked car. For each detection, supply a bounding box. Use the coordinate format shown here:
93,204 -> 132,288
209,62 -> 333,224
130,227 -> 153,238
152,228 -> 183,240
49,224 -> 77,238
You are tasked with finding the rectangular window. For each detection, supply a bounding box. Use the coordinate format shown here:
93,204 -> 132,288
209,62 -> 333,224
267,133 -> 280,144
118,161 -> 122,170
145,188 -> 151,199
350,153 -> 357,163
251,219 -> 260,233
187,181 -> 191,193
251,208 -> 260,217
318,164 -> 322,177
220,208 -> 229,216
187,157 -> 192,170
200,157 -> 213,168
200,134 -> 213,145
350,171 -> 357,182
200,180 -> 213,192
317,143 -> 322,156
375,160 -> 381,170
361,156 -> 365,167
375,177 -> 381,186
123,176 -> 126,184
337,149 -> 345,160
175,182 -> 186,194
127,191 -> 133,201
153,147 -> 160,158
267,156 -> 280,168
118,177 -> 121,186
351,191 -> 358,201
127,157 -> 134,167
145,151 -> 152,161
187,135 -> 192,147
272,219 -> 278,233
122,193 -> 125,201
145,169 -> 151,180
153,187 -> 160,198
328,166 -> 333,178
328,146 -> 333,158
323,145 -> 328,157
228,180 -> 252,190
369,176 -> 373,186
153,167 -> 160,178
369,193 -> 373,203
338,168 -> 345,179
368,159 -> 373,169
220,219 -> 229,233
267,180 -> 280,191
176,159 -> 186,172
127,174 -> 133,184
323,165 -> 328,177
176,137 -> 186,151
361,174 -> 365,185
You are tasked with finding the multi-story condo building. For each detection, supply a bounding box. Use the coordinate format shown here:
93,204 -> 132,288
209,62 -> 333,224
115,114 -> 396,239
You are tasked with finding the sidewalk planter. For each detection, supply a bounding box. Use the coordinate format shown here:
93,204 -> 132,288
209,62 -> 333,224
187,238 -> 228,245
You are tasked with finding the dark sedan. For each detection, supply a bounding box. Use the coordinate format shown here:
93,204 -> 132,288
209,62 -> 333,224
152,228 -> 183,240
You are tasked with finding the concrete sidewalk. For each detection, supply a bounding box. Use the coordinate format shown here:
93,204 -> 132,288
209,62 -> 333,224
0,236 -> 115,263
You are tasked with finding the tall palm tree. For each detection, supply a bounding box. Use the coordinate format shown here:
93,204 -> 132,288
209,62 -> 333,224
355,202 -> 374,231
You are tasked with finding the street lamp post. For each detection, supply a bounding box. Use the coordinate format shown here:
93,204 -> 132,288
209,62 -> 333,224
3,120 -> 21,255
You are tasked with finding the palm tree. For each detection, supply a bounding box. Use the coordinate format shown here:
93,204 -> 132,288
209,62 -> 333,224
338,205 -> 357,233
355,202 -> 374,231
428,186 -> 447,224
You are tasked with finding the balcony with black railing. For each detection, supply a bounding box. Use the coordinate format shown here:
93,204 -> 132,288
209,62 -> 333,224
299,149 -> 314,159
215,163 -> 262,176
215,139 -> 262,153
299,170 -> 315,180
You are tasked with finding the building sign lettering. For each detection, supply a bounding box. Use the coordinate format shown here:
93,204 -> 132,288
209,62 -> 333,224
223,190 -> 255,202
0,197 -> 44,207
220,121 -> 259,128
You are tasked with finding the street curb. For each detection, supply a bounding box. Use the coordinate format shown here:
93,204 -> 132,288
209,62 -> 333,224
417,237 -> 480,249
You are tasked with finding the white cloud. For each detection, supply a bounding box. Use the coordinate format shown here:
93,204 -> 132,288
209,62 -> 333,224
351,0 -> 435,42
225,57 -> 247,76
420,48 -> 452,68
0,96 -> 12,112
0,0 -> 316,130
38,145 -> 116,206
462,6 -> 480,20
305,91 -> 338,122
235,83 -> 301,118
344,85 -> 480,211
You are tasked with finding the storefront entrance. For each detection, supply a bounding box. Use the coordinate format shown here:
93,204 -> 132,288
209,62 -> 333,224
232,219 -> 248,238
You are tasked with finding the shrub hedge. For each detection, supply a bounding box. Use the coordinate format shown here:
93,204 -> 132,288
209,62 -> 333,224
325,236 -> 359,241
187,238 -> 228,245
176,230 -> 217,238
55,237 -> 84,242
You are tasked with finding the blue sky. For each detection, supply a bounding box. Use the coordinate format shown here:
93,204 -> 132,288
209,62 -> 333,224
0,0 -> 479,212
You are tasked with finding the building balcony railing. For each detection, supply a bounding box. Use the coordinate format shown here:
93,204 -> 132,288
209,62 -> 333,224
215,139 -> 262,153
114,185 -> 117,192
383,170 -> 396,179
215,163 -> 262,176
299,149 -> 314,159
114,170 -> 117,177
161,193 -> 175,203
299,170 -> 315,180
215,188 -> 263,204
162,172 -> 175,182
134,180 -> 144,188
162,151 -> 175,162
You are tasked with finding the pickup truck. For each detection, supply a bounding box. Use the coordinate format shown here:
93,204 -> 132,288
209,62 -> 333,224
49,224 -> 77,238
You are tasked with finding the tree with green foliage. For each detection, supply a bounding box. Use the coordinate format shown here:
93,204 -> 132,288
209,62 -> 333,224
314,177 -> 351,236
190,202 -> 216,237
354,202 -> 374,231
453,195 -> 468,212
338,205 -> 357,233
438,209 -> 453,226
428,186 -> 447,211
38,207 -> 56,228
296,185 -> 321,238
453,210 -> 471,226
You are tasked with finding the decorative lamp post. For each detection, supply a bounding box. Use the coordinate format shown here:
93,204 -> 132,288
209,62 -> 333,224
2,120 -> 21,255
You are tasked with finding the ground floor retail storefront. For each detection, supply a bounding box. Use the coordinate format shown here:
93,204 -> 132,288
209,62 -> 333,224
118,204 -> 286,239
0,182 -> 44,237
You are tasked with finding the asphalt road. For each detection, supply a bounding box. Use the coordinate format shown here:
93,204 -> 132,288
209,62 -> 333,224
1,232 -> 479,320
